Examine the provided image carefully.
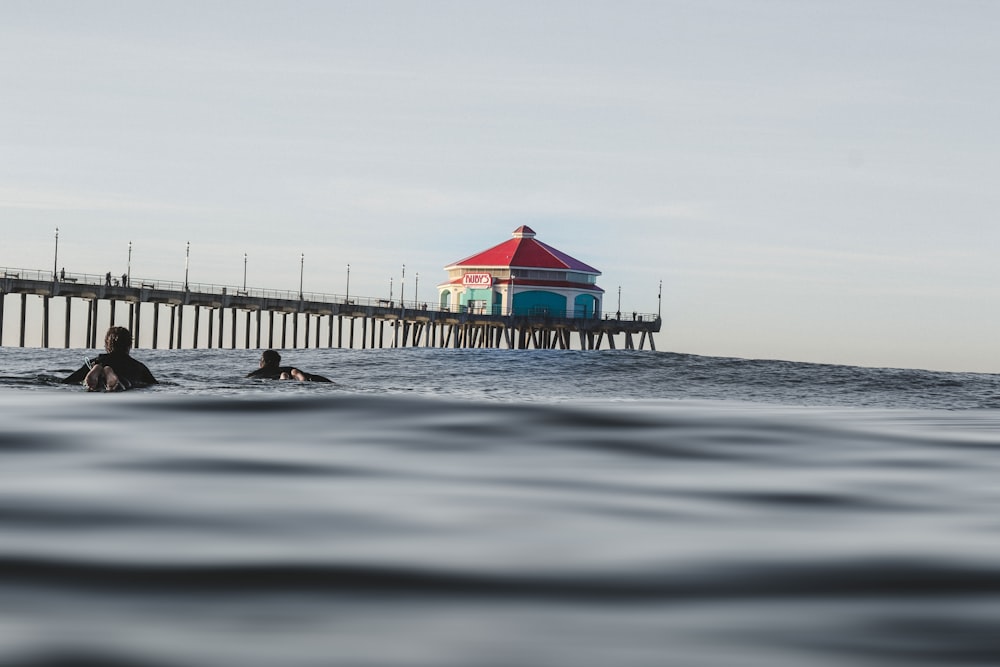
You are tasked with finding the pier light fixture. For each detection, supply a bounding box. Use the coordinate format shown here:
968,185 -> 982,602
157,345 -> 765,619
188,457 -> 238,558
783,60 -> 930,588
53,227 -> 59,281
389,276 -> 393,302
243,252 -> 247,291
415,272 -> 418,308
127,241 -> 132,287
184,241 -> 190,291
401,264 -> 405,309
346,264 -> 350,303
299,253 -> 304,300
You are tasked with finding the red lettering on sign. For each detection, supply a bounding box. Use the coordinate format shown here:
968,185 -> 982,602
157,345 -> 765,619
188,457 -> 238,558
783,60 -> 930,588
462,273 -> 493,287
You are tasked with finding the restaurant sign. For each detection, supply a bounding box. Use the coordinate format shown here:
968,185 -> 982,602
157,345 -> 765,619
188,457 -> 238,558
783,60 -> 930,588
461,273 -> 493,287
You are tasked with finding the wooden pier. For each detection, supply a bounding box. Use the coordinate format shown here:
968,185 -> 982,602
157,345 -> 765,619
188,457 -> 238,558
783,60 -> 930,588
1,271 -> 660,351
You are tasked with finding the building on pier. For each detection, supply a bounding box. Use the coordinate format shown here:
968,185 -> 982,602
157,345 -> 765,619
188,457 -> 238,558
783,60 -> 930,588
437,226 -> 604,318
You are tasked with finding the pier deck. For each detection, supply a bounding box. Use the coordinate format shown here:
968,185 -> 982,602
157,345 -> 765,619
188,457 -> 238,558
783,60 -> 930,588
1,270 -> 660,351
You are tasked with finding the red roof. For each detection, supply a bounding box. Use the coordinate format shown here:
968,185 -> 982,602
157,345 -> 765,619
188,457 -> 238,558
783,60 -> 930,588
446,227 -> 600,274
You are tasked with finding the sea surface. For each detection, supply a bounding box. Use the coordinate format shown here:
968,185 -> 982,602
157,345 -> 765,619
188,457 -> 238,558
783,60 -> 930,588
2,346 -> 1000,667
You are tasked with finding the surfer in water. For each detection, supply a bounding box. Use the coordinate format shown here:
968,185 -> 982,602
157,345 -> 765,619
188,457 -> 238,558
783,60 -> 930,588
247,349 -> 332,382
63,326 -> 158,391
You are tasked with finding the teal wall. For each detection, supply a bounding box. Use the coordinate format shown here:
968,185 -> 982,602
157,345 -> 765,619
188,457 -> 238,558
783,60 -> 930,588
512,290 -> 567,317
466,288 -> 492,302
439,290 -> 451,309
574,294 -> 600,318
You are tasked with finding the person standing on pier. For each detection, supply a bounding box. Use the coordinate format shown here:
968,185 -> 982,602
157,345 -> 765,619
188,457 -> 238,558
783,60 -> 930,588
247,350 -> 331,382
63,326 -> 158,391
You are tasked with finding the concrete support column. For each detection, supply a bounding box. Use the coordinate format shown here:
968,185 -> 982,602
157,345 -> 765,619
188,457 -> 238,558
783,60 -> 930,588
84,298 -> 93,348
152,303 -> 160,349
133,303 -> 141,349
245,311 -> 251,349
169,306 -> 176,349
207,308 -> 214,349
176,305 -> 184,349
42,296 -> 50,348
20,294 -> 28,347
64,296 -> 72,348
218,305 -> 225,349
192,305 -> 200,349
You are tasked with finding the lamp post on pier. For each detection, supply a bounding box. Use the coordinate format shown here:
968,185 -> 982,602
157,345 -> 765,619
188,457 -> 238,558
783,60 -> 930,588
52,227 -> 59,281
243,253 -> 247,291
345,264 -> 350,303
401,264 -> 405,309
415,272 -> 418,308
389,276 -> 393,302
657,280 -> 662,319
127,241 -> 132,286
299,253 -> 304,300
184,241 -> 190,291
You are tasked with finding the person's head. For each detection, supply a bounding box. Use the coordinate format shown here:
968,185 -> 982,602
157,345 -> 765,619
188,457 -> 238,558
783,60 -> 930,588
260,350 -> 281,368
105,327 -> 132,354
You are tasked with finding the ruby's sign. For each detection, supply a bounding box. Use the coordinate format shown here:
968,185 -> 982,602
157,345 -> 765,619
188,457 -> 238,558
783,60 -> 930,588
461,273 -> 493,287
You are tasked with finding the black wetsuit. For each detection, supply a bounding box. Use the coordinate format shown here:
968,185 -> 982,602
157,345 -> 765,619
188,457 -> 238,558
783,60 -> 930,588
63,353 -> 158,389
246,366 -> 297,380
247,366 -> 332,382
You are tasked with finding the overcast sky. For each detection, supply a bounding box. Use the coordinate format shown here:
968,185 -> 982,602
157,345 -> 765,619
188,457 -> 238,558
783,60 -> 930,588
2,1 -> 998,372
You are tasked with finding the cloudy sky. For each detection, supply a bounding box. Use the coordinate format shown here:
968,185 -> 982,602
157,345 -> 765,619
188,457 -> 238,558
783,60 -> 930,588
2,0 -> 998,372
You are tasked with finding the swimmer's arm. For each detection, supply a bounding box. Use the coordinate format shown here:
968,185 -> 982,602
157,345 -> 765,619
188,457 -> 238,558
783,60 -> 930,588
138,362 -> 158,384
291,368 -> 332,382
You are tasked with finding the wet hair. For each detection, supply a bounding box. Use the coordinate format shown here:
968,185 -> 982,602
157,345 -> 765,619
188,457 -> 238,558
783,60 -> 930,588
261,350 -> 281,367
105,326 -> 132,354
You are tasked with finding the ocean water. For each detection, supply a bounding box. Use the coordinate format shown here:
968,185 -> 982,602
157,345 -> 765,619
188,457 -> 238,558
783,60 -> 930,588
2,346 -> 1000,667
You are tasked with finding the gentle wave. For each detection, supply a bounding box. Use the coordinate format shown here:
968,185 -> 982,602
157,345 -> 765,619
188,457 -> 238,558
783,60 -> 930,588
2,346 -> 999,408
5,554 -> 1000,600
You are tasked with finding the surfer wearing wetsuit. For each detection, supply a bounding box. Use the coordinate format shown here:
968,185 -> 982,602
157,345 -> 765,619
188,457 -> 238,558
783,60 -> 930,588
63,326 -> 158,391
247,349 -> 332,382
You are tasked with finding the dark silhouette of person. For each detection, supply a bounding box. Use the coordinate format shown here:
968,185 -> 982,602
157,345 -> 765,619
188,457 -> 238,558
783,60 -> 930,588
105,272 -> 112,286
59,267 -> 65,281
247,350 -> 332,382
122,273 -> 128,287
63,326 -> 158,391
